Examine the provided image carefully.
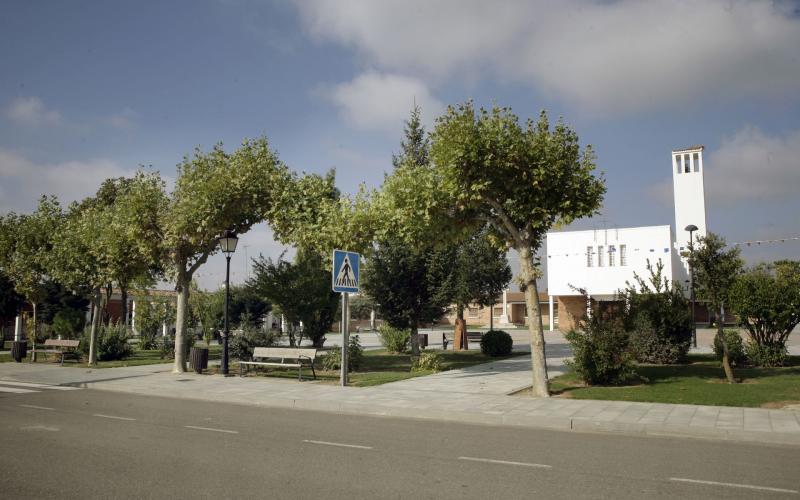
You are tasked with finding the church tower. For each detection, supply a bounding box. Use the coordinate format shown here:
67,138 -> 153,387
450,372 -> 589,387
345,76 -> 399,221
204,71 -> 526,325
672,145 -> 707,247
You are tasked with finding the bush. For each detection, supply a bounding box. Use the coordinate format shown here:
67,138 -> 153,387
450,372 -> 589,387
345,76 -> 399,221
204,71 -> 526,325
51,308 -> 85,339
378,325 -> 410,353
480,330 -> 513,357
228,326 -> 277,361
621,261 -> 693,364
81,323 -> 133,362
628,314 -> 691,365
565,316 -> 636,386
411,351 -> 443,372
322,335 -> 363,372
158,333 -> 196,360
745,342 -> 788,367
712,329 -> 746,366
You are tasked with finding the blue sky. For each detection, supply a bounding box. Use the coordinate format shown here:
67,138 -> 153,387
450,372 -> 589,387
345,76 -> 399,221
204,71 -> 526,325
2,0 -> 799,289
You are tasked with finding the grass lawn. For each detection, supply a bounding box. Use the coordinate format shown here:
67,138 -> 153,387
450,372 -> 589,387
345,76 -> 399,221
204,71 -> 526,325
27,345 -> 223,369
233,348 -> 525,387
549,354 -> 800,408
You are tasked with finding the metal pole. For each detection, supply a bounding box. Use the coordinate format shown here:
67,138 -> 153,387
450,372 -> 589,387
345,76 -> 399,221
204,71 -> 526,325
222,255 -> 231,376
340,292 -> 349,386
689,231 -> 697,348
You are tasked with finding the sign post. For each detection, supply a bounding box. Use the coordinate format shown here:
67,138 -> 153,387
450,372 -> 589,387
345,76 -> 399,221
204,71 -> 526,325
332,250 -> 360,387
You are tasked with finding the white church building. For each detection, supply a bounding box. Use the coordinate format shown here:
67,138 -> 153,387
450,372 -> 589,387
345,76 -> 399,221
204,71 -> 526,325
545,146 -> 708,331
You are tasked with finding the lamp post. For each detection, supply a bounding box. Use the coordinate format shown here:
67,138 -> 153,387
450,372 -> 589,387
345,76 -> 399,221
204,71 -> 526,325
218,230 -> 238,376
685,224 -> 698,348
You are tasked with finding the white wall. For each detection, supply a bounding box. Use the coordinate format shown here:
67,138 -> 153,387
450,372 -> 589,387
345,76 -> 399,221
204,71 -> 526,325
546,225 -> 674,298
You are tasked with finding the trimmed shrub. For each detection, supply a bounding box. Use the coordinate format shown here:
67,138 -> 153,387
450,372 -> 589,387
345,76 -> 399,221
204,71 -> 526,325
51,308 -> 85,339
712,329 -> 746,366
81,323 -> 133,362
480,330 -> 513,357
228,326 -> 277,361
565,316 -> 636,386
628,314 -> 691,365
378,325 -> 410,353
411,351 -> 443,372
745,342 -> 788,367
322,335 -> 363,372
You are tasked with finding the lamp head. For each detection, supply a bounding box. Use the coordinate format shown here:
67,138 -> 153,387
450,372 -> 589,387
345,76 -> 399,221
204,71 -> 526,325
684,224 -> 698,232
218,230 -> 239,255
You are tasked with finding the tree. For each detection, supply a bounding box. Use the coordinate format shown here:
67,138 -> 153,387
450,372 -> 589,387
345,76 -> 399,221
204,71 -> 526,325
688,232 -> 743,383
1,196 -> 64,348
392,104 -> 429,169
728,260 -> 800,358
162,138 -> 288,372
361,237 -> 454,355
248,250 -> 338,348
381,103 -> 605,396
444,227 -> 512,346
0,270 -> 24,321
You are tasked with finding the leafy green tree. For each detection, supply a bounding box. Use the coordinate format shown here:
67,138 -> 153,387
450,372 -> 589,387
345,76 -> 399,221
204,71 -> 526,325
248,250 -> 338,348
392,104 -> 429,169
162,138 -> 288,372
380,103 -> 605,396
444,228 -> 512,344
361,237 -> 454,355
688,233 -> 743,383
728,260 -> 800,362
36,280 -> 90,325
51,308 -> 86,339
0,270 -> 24,321
348,295 -> 376,321
1,196 -> 64,346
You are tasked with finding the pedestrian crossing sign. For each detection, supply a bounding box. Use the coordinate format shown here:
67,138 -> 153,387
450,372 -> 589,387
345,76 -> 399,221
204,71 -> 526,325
332,250 -> 360,293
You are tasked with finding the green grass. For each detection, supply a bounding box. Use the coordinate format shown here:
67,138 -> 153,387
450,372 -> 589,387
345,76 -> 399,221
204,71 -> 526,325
549,354 -> 800,408
236,348 -> 525,387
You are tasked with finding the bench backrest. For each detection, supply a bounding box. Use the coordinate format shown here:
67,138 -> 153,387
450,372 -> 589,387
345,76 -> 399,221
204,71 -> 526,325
252,347 -> 318,360
43,339 -> 80,348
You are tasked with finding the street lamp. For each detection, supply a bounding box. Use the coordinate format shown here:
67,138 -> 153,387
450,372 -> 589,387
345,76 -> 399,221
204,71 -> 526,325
218,230 -> 238,376
685,224 -> 698,348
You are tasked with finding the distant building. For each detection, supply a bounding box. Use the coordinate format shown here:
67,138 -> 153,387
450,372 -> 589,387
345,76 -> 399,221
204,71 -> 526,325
546,146 -> 708,331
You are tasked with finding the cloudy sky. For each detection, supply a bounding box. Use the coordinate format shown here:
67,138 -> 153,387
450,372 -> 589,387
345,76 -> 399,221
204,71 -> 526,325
2,0 -> 799,289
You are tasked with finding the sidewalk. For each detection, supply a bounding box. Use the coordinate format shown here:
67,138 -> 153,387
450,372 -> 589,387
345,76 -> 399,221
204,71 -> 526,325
2,353 -> 798,447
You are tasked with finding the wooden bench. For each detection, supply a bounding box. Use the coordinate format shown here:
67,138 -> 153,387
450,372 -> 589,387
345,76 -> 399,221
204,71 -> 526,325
37,339 -> 81,365
239,347 -> 318,380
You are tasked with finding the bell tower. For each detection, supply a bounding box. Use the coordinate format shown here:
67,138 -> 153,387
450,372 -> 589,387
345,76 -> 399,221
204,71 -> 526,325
672,145 -> 707,246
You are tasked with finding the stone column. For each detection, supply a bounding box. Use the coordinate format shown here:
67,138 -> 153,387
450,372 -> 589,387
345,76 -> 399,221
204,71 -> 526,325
549,296 -> 554,332
14,315 -> 22,342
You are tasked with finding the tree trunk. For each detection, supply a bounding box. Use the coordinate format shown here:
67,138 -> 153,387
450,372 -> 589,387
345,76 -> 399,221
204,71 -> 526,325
410,323 -> 420,356
88,288 -> 102,367
454,304 -> 467,351
30,302 -> 38,361
173,274 -> 189,373
518,246 -> 550,397
716,304 -> 736,384
120,286 -> 128,329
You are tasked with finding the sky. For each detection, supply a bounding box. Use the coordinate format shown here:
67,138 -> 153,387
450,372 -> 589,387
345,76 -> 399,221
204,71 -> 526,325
1,0 -> 799,290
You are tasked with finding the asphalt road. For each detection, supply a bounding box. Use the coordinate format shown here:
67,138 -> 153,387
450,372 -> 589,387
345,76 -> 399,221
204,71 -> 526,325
1,386 -> 798,499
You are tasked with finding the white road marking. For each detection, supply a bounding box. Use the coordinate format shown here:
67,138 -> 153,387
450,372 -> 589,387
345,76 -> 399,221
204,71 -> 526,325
0,386 -> 38,394
18,404 -> 55,411
93,414 -> 136,421
302,439 -> 373,450
670,477 -> 798,494
184,425 -> 239,434
0,381 -> 78,391
20,425 -> 60,432
458,456 -> 552,469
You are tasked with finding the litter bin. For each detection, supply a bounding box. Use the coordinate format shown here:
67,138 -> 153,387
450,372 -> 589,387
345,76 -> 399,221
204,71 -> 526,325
189,346 -> 209,374
11,340 -> 27,363
418,334 -> 428,348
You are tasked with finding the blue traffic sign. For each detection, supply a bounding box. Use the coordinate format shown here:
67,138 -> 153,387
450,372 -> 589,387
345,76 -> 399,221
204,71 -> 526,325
332,250 -> 360,293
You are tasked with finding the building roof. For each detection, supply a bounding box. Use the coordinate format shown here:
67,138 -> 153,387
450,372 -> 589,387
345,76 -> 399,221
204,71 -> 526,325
672,145 -> 704,153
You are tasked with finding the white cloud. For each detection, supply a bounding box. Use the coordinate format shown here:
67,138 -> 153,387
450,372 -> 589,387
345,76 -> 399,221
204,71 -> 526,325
295,0 -> 800,115
6,96 -> 62,127
0,148 -> 135,212
322,71 -> 444,133
647,126 -> 800,206
705,126 -> 800,204
106,107 -> 138,129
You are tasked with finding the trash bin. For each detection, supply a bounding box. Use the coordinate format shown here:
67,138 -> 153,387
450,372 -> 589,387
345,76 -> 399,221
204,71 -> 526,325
11,340 -> 27,363
189,346 -> 209,374
418,334 -> 428,348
